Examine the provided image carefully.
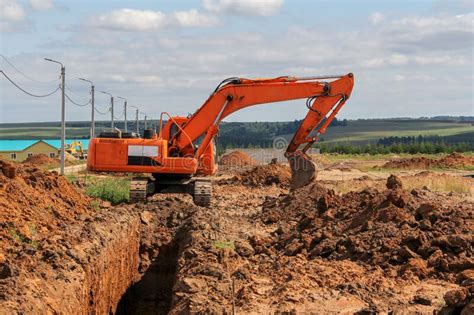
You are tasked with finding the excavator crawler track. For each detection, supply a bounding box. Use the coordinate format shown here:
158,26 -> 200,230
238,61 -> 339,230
193,178 -> 212,207
130,178 -> 149,203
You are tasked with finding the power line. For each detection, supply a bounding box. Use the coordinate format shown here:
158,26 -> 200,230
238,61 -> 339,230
0,54 -> 60,83
0,70 -> 61,98
113,110 -> 124,120
65,84 -> 89,98
65,93 -> 91,107
95,106 -> 110,115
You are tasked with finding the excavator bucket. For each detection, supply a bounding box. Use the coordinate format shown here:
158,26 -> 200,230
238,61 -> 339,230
288,153 -> 317,191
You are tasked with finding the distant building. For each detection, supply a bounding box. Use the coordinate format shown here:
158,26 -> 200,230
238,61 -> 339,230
0,140 -> 59,162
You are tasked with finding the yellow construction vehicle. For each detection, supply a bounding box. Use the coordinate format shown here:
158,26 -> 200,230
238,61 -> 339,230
65,141 -> 86,159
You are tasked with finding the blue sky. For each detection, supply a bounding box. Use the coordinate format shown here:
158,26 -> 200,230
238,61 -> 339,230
0,0 -> 473,123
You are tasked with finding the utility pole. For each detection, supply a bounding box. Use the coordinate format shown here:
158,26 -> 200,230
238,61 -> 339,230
130,105 -> 139,134
124,100 -> 127,131
45,58 -> 65,175
100,91 -> 114,129
117,97 -> 127,131
79,78 -> 94,138
111,97 -> 114,129
144,115 -> 147,130
135,109 -> 139,133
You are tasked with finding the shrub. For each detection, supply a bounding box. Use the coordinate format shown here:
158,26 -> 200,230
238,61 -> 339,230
86,178 -> 130,205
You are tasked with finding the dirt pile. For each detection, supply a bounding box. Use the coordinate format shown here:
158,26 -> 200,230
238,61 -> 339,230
258,176 -> 473,300
0,161 -> 95,275
220,163 -> 291,187
24,153 -> 59,167
383,152 -> 474,169
165,180 -> 471,313
0,160 -> 17,179
0,158 -> 199,313
219,150 -> 257,167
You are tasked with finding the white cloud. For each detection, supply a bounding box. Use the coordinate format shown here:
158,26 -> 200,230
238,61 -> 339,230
0,0 -> 27,32
202,0 -> 284,16
2,11 -> 473,122
172,9 -> 219,27
29,0 -> 54,11
388,53 -> 409,65
90,8 -> 218,31
361,58 -> 385,68
414,55 -> 467,66
393,74 -> 405,81
91,9 -> 167,31
392,12 -> 473,30
369,12 -> 384,25
0,0 -> 25,21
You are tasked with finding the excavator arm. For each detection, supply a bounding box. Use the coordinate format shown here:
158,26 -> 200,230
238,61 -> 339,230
173,73 -> 354,160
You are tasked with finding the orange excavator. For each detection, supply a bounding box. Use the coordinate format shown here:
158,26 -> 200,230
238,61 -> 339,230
87,73 -> 354,206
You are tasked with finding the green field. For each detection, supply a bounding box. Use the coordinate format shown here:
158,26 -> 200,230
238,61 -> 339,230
0,121 -> 137,140
0,119 -> 473,147
315,120 -> 474,145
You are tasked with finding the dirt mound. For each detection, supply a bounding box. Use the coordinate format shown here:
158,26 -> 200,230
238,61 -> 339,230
259,175 -> 474,286
24,154 -> 59,167
0,161 -> 95,271
219,150 -> 257,167
220,163 -> 291,187
383,153 -> 474,169
439,152 -> 474,168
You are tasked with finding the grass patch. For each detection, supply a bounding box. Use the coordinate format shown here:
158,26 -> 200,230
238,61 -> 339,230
402,176 -> 473,196
66,174 -> 78,183
85,178 -> 130,205
213,240 -> 235,250
90,200 -> 101,211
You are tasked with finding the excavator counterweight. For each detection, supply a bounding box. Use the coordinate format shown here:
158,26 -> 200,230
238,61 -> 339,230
87,73 -> 355,205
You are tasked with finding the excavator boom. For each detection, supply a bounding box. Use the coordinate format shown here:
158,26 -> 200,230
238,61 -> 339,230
172,74 -> 354,159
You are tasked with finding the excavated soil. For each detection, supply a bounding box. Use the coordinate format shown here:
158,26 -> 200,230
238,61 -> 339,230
219,150 -> 257,167
1,161 -> 473,314
23,154 -> 59,167
163,172 -> 473,313
259,176 -> 473,280
383,152 -> 474,169
219,163 -> 291,187
0,161 -> 197,314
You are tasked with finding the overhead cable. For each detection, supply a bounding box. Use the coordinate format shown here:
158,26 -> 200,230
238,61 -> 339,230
65,93 -> 91,107
0,70 -> 60,98
0,55 -> 60,83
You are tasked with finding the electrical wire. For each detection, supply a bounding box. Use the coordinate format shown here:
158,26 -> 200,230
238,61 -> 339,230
94,106 -> 110,115
65,93 -> 91,107
113,111 -> 124,120
0,54 -> 60,83
65,84 -> 89,98
0,70 -> 61,98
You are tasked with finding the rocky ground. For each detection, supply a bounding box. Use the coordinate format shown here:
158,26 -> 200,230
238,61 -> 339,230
0,154 -> 473,314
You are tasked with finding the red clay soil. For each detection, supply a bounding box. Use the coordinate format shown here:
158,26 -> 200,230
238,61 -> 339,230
256,175 -> 473,311
220,163 -> 292,187
219,150 -> 257,167
0,159 -> 198,314
0,161 -> 93,251
24,153 -> 58,167
383,152 -> 474,169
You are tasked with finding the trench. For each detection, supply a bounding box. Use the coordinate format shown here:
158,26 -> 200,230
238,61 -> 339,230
116,236 -> 180,314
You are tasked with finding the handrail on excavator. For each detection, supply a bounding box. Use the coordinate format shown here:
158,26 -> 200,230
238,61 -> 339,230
159,112 -> 196,151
